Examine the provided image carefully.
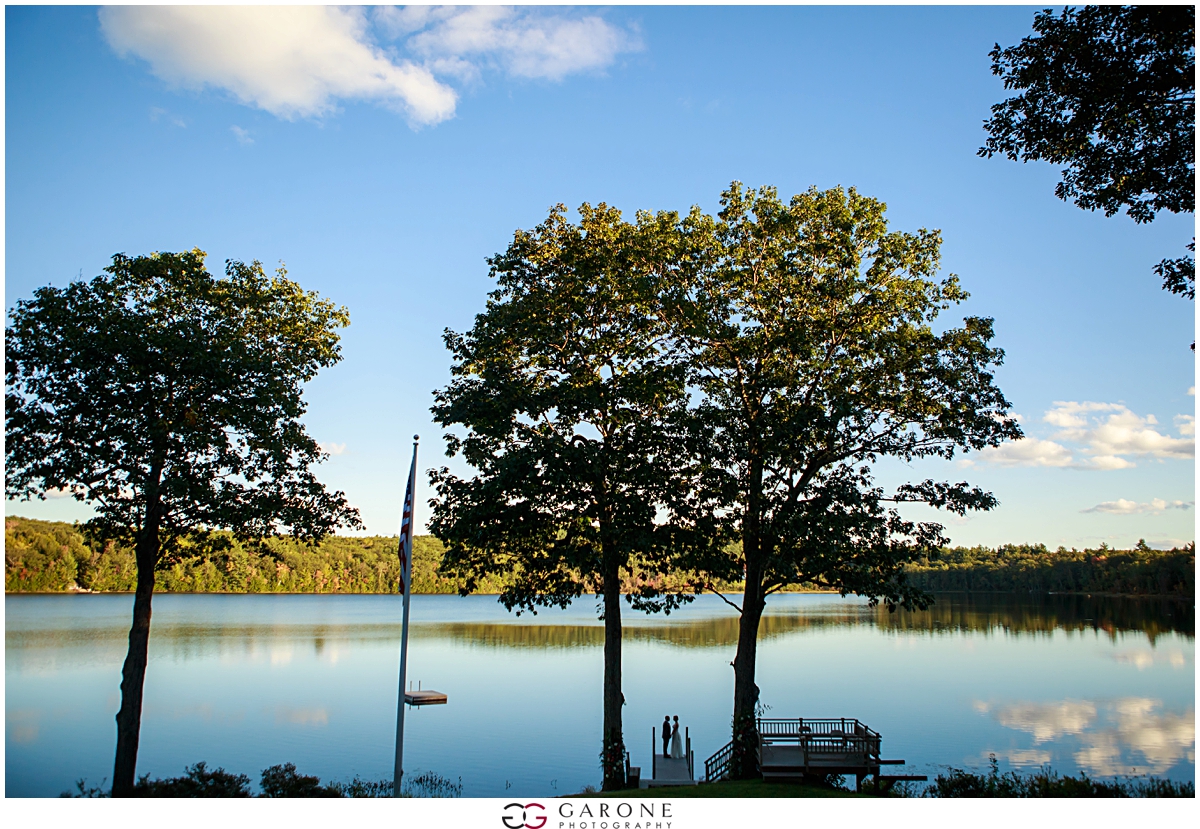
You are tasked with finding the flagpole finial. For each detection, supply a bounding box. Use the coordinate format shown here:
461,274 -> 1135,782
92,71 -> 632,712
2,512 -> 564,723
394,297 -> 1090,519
413,435 -> 420,442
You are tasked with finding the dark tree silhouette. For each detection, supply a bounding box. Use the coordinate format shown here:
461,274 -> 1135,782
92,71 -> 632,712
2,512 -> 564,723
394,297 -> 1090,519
981,6 -> 1194,302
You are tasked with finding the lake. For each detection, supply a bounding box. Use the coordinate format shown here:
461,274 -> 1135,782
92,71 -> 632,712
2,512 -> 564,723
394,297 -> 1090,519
5,592 -> 1194,797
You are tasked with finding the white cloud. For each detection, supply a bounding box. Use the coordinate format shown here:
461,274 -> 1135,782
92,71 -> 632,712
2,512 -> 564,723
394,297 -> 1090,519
230,125 -> 254,146
1083,498 -> 1194,515
1061,404 -> 1192,461
1043,401 -> 1125,430
99,6 -> 457,125
969,437 -> 1074,468
391,6 -> 642,82
99,6 -> 639,128
970,401 -> 1194,470
319,442 -> 347,457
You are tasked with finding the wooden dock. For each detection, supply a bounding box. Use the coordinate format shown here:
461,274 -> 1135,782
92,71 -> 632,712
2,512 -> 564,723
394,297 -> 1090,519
641,726 -> 696,788
703,717 -> 926,792
404,690 -> 447,706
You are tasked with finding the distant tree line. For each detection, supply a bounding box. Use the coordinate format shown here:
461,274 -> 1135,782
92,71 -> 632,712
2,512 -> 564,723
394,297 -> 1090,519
7,517 -> 1192,599
3,516 -> 739,596
905,542 -> 1194,598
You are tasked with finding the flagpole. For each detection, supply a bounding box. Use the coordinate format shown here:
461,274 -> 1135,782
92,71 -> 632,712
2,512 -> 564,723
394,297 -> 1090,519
393,435 -> 419,798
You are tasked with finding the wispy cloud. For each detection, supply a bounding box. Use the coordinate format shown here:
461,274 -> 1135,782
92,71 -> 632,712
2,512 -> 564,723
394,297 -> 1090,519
319,442 -> 347,457
379,5 -> 642,82
230,125 -> 254,146
1082,498 -> 1193,515
149,106 -> 186,127
99,6 -> 640,128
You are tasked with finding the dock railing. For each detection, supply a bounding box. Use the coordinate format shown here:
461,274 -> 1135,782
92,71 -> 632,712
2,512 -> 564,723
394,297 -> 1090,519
686,728 -> 693,780
758,715 -> 883,767
704,717 -> 883,781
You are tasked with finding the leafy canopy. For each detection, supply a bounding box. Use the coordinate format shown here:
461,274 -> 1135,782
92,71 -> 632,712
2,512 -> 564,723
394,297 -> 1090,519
980,5 -> 1194,224
430,203 -> 692,613
980,6 -> 1195,303
673,184 -> 1020,605
5,249 -> 360,548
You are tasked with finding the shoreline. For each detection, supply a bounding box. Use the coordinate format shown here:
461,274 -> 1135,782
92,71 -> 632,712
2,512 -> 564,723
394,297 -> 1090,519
6,588 -> 1193,598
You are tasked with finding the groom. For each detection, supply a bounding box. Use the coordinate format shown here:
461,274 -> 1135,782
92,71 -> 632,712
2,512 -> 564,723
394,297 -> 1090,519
661,715 -> 672,757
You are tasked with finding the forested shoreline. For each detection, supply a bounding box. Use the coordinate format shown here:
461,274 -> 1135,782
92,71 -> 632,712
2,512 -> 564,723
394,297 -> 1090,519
5,516 -> 1193,599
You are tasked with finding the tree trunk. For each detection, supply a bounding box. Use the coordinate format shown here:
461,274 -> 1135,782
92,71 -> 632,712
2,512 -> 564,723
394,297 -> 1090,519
111,495 -> 162,796
730,566 -> 765,779
600,547 -> 627,790
730,448 -> 765,780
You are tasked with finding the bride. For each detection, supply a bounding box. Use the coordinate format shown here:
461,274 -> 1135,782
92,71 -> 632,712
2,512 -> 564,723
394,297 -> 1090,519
669,716 -> 684,759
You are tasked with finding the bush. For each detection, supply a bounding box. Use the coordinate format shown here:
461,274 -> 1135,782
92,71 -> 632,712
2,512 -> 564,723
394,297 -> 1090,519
132,762 -> 252,797
61,763 -> 460,798
920,755 -> 1194,798
260,763 -> 341,797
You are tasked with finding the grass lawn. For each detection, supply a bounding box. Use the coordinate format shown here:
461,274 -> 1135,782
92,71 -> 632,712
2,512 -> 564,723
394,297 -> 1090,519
573,779 -> 864,798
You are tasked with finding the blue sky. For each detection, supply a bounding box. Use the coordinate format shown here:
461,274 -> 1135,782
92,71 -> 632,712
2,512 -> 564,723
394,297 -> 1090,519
5,5 -> 1195,549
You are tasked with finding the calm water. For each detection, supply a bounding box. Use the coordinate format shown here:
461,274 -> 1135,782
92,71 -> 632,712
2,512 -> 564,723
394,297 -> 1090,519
5,592 -> 1195,797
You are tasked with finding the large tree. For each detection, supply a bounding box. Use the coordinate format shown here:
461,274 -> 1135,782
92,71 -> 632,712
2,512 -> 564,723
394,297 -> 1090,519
5,250 -> 361,795
429,204 -> 691,790
980,5 -> 1195,300
668,184 -> 1021,778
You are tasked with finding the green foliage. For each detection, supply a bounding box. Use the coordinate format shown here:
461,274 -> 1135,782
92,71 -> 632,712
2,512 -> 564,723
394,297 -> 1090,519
981,6 -> 1195,300
905,542 -> 1195,598
921,755 -> 1195,798
3,516 -> 92,592
4,516 -> 480,594
674,182 -> 1021,603
982,6 -> 1194,224
5,249 -> 361,547
430,202 -> 695,615
428,202 -> 702,790
9,517 -> 1191,600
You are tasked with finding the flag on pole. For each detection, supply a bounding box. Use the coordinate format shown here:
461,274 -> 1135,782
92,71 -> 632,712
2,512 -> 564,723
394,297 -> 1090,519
393,435 -> 419,798
397,451 -> 416,597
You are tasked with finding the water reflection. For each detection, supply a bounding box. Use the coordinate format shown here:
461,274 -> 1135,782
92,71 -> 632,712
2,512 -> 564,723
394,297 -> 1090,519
978,697 -> 1196,777
7,593 -> 1192,660
976,699 -> 1096,742
5,592 -> 1194,796
1075,699 -> 1196,776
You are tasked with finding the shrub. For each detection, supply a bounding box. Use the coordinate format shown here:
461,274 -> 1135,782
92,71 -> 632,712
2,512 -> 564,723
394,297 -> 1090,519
132,762 -> 252,797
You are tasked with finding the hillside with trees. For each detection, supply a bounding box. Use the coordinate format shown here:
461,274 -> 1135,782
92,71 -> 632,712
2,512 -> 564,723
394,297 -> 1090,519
6,516 -> 1192,599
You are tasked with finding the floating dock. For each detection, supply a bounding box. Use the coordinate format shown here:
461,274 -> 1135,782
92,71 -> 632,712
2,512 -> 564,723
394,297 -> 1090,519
404,690 -> 447,706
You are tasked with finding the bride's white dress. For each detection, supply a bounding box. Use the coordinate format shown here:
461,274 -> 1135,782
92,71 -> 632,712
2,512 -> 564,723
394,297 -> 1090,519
670,724 -> 684,759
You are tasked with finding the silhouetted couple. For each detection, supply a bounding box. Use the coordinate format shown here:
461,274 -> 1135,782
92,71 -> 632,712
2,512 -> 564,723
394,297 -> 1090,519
661,715 -> 683,759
